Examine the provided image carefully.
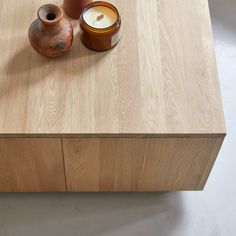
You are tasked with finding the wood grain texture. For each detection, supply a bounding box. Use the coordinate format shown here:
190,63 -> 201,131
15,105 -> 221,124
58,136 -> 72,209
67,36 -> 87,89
0,0 -> 226,136
0,138 -> 66,192
62,137 -> 224,192
0,0 -> 226,192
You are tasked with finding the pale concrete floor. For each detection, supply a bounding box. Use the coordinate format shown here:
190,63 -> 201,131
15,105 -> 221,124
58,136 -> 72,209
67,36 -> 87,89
0,0 -> 235,235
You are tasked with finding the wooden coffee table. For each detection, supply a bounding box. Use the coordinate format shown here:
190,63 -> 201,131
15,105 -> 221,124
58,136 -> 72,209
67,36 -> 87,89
0,0 -> 226,192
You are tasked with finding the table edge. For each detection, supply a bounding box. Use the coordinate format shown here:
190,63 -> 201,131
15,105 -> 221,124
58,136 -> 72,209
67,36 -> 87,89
0,133 -> 226,138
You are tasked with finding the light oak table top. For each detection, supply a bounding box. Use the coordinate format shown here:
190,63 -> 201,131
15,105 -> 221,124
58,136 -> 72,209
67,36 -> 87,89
0,0 -> 226,137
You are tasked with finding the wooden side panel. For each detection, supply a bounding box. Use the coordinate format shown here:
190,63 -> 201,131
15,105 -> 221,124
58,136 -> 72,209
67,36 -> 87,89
0,138 -> 66,192
198,137 -> 224,189
63,137 -> 224,192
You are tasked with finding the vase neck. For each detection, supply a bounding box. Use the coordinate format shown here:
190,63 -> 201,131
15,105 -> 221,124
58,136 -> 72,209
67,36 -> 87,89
37,4 -> 63,26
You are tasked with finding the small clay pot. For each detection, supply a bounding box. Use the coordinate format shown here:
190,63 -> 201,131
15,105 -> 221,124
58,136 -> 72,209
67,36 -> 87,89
63,0 -> 92,19
28,4 -> 74,58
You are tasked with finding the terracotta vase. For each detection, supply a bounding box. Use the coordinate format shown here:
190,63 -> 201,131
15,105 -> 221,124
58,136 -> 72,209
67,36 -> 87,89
28,4 -> 74,58
63,0 -> 92,19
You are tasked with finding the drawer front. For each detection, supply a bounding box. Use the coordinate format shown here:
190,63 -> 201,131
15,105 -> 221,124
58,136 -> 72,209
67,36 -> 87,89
0,138 -> 66,192
62,137 -> 223,192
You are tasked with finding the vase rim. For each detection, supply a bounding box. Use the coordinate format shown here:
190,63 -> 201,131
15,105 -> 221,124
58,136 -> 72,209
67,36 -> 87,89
37,4 -> 63,25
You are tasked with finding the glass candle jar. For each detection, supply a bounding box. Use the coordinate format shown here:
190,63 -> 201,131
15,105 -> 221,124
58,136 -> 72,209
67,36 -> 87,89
79,1 -> 121,51
63,0 -> 92,19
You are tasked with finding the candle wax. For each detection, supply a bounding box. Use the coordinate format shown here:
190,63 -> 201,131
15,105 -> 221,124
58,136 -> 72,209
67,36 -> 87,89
83,6 -> 117,29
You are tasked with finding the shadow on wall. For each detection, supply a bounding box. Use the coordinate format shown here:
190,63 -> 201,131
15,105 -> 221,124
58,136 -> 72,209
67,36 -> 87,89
209,0 -> 236,39
0,193 -> 184,236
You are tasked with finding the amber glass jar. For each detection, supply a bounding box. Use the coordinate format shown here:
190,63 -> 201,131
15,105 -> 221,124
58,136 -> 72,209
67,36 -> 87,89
79,1 -> 121,51
63,0 -> 92,19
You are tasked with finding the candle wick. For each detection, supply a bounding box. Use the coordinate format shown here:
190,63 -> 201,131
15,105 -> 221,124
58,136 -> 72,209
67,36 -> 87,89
97,14 -> 104,21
